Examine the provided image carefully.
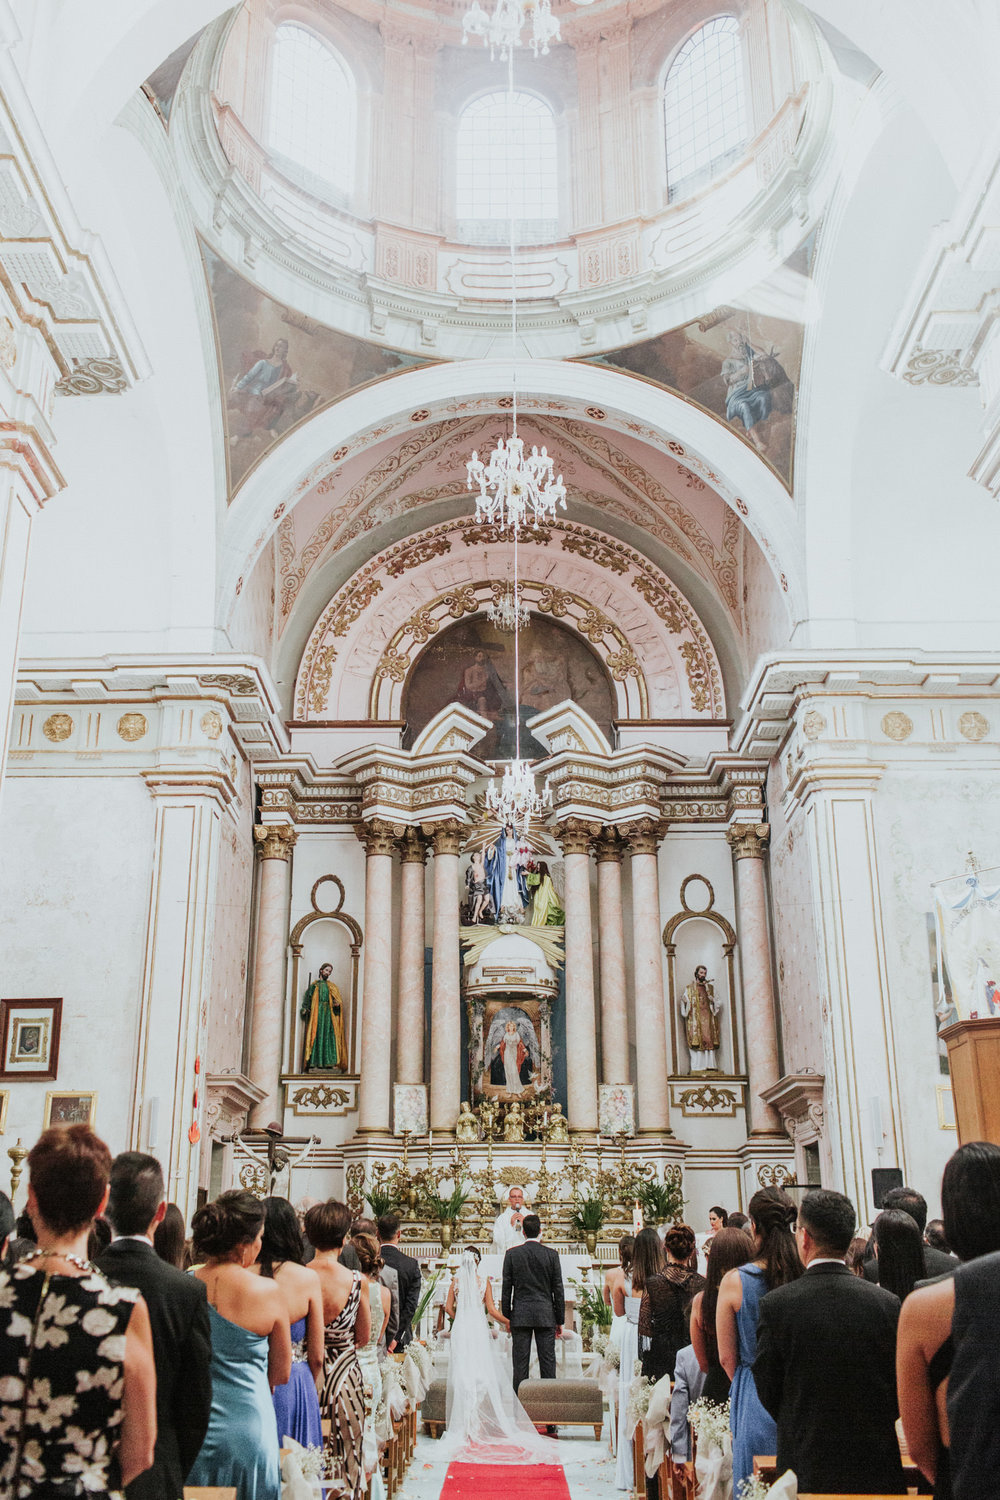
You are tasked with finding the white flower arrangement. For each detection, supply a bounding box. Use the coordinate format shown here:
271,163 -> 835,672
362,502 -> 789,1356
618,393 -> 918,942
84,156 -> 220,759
633,1357 -> 644,1379
591,1329 -> 609,1357
689,1398 -> 732,1454
297,1444 -> 325,1481
738,1478 -> 770,1500
409,1340 -> 433,1382
603,1343 -> 620,1371
625,1374 -> 653,1434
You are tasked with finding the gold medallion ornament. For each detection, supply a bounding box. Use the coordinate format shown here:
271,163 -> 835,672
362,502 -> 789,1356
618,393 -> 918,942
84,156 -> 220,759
116,712 -> 147,742
802,709 -> 826,740
880,710 -> 913,742
958,711 -> 989,742
42,713 -> 73,742
200,710 -> 223,740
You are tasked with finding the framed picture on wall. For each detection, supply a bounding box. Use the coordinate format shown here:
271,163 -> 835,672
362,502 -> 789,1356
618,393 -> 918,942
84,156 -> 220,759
0,1092 -> 9,1134
43,1091 -> 96,1128
0,999 -> 61,1081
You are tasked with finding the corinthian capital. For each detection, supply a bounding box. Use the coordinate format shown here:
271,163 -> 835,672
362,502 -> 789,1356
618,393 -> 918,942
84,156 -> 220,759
399,827 -> 429,864
424,819 -> 466,857
253,823 -> 297,861
356,818 -> 403,857
623,817 -> 665,856
556,817 -> 601,856
592,828 -> 626,864
726,822 -> 770,860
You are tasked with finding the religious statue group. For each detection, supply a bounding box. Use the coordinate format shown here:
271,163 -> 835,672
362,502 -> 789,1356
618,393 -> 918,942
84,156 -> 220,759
464,827 -> 564,927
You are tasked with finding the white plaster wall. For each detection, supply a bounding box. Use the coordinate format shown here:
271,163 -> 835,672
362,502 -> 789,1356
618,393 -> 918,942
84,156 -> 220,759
0,774 -> 155,1153
202,763 -> 254,1077
767,757 -> 826,1077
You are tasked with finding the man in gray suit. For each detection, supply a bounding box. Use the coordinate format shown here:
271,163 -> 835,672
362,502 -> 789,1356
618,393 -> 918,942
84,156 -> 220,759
501,1212 -> 564,1396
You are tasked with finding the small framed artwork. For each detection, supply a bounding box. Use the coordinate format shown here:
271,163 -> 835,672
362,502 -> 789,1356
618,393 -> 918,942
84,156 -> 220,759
0,1092 -> 8,1134
44,1091 -> 97,1128
0,999 -> 61,1081
937,1084 -> 957,1131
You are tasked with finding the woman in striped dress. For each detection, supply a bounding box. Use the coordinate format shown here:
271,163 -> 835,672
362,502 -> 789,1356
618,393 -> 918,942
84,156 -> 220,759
305,1202 -> 372,1500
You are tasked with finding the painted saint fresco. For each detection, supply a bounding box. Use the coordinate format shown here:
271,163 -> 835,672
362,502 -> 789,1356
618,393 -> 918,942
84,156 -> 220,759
199,242 -> 426,497
587,235 -> 817,490
403,614 -> 614,759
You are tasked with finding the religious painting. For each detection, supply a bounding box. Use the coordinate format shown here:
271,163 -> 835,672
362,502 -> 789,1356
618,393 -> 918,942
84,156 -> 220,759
0,998 -> 61,1081
586,234 -> 817,491
393,1083 -> 428,1136
403,614 -> 615,759
200,242 -> 428,497
44,1091 -> 97,1128
473,999 -> 551,1103
599,1083 -> 635,1138
932,866 -> 1000,1023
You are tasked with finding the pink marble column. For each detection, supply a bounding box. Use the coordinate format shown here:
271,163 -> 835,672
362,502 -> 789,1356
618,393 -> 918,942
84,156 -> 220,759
429,821 -> 464,1132
396,829 -> 428,1086
558,819 -> 599,1133
357,820 -> 399,1136
248,823 -> 297,1126
727,823 -> 783,1134
626,819 -> 671,1135
594,830 -> 629,1085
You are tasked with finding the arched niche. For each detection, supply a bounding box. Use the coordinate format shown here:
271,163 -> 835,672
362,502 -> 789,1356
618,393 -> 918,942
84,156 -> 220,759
287,875 -> 363,1077
663,876 -> 740,1076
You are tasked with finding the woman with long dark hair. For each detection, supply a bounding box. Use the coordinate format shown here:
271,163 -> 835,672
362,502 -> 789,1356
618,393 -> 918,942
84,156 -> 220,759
690,1226 -> 754,1401
252,1196 -> 324,1451
153,1202 -> 188,1269
717,1188 -> 803,1492
872,1209 -> 924,1303
615,1227 -> 663,1491
305,1200 -> 371,1500
187,1190 -> 292,1499
638,1225 -> 705,1383
898,1140 -> 1000,1499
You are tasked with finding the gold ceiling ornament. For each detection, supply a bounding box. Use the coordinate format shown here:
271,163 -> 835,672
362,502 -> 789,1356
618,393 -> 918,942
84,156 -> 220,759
880,710 -> 914,742
802,709 -> 826,740
958,711 -> 989,742
374,647 -> 410,683
200,710 -> 224,740
42,713 -> 73,743
679,641 -> 711,712
116,712 -> 147,742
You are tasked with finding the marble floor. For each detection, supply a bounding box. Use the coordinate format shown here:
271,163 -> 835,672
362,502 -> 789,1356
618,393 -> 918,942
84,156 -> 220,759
396,1426 -> 621,1500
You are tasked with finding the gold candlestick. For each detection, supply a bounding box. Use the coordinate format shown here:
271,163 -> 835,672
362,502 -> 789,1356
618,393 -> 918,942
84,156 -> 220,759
8,1138 -> 28,1203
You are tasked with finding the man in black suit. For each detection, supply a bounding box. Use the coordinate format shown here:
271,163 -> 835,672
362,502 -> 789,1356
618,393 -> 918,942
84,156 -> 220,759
96,1152 -> 212,1500
501,1212 -> 564,1396
863,1186 -> 956,1283
753,1188 -> 906,1495
378,1212 -> 421,1349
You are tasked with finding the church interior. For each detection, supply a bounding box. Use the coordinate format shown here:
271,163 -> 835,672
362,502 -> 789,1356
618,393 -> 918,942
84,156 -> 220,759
1,0 -> 999,1284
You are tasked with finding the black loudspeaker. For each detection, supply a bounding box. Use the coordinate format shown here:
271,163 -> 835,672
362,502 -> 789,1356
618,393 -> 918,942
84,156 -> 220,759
872,1167 -> 903,1208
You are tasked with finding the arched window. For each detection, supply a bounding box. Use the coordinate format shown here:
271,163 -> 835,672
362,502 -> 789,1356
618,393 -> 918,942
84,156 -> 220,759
663,16 -> 748,201
267,24 -> 355,198
455,91 -> 558,245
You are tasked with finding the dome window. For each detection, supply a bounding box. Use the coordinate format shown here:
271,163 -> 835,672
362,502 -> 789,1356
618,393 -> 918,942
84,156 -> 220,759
664,16 -> 748,202
267,24 -> 355,200
455,90 -> 558,246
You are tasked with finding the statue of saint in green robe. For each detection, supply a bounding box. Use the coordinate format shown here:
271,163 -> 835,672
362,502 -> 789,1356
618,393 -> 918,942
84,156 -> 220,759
301,963 -> 347,1071
529,863 -> 565,927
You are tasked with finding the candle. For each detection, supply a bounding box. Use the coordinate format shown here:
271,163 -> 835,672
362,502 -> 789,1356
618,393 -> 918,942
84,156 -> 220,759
633,1199 -> 643,1235
596,1132 -> 602,1150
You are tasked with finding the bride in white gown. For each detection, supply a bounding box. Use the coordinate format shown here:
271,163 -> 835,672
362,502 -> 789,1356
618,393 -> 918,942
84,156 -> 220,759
439,1250 -> 563,1466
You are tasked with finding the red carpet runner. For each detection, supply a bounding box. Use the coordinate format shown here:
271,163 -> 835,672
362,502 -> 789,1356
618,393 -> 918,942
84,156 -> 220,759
440,1463 -> 572,1499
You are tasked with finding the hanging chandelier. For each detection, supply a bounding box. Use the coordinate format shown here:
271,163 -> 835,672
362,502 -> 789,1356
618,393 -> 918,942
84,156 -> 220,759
462,0 -> 561,59
487,581 -> 530,632
484,757 -> 553,833
467,436 -> 566,534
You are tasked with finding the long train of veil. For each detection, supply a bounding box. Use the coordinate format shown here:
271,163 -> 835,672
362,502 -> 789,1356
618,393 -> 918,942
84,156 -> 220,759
438,1251 -> 563,1466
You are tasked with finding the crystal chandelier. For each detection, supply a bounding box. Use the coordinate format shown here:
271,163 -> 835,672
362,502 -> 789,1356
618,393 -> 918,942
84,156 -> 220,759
487,581 -> 530,632
484,757 -> 553,833
462,0 -> 561,59
467,437 -> 566,534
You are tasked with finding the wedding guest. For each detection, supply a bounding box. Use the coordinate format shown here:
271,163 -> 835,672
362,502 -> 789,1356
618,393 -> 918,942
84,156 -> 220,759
604,1234 -> 633,1306
846,1235 -> 869,1276
378,1213 -> 420,1349
670,1344 -> 706,1460
944,1247 -> 1000,1500
925,1219 -> 951,1255
728,1212 -> 749,1231
0,1125 -> 157,1494
342,1216 -> 399,1352
154,1202 -> 188,1269
639,1224 -> 705,1382
187,1190 -> 292,1500
872,1208 -> 924,1302
865,1186 -> 956,1282
717,1187 -> 802,1492
615,1227 -> 662,1491
898,1140 -> 1000,1498
306,1200 -> 371,1500
350,1231 -> 390,1499
97,1152 -> 212,1500
253,1196 -> 323,1451
753,1188 -> 906,1495
708,1206 -> 728,1233
690,1226 -> 754,1402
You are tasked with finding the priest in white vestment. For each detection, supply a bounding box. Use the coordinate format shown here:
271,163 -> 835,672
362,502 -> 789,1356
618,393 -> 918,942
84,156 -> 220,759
492,1185 -> 528,1255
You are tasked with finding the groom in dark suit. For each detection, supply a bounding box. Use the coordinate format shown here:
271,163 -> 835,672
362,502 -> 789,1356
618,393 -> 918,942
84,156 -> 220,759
96,1152 -> 212,1500
501,1212 -> 565,1394
753,1187 -> 906,1495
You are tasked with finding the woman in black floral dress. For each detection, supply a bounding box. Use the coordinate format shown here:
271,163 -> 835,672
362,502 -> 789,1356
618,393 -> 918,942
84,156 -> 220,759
0,1124 -> 156,1497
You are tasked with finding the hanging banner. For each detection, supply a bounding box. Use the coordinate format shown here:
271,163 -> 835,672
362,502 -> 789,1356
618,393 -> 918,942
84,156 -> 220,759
932,867 -> 1000,1023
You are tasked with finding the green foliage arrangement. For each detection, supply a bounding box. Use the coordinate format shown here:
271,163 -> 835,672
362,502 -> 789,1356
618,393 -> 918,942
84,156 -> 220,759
637,1179 -> 686,1225
422,1178 -> 471,1223
570,1195 -> 607,1236
366,1185 -> 401,1219
571,1278 -> 614,1328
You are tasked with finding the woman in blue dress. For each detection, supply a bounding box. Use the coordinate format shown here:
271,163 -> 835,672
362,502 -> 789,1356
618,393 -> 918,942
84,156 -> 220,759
188,1191 -> 293,1500
717,1187 -> 803,1492
254,1197 -> 324,1450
